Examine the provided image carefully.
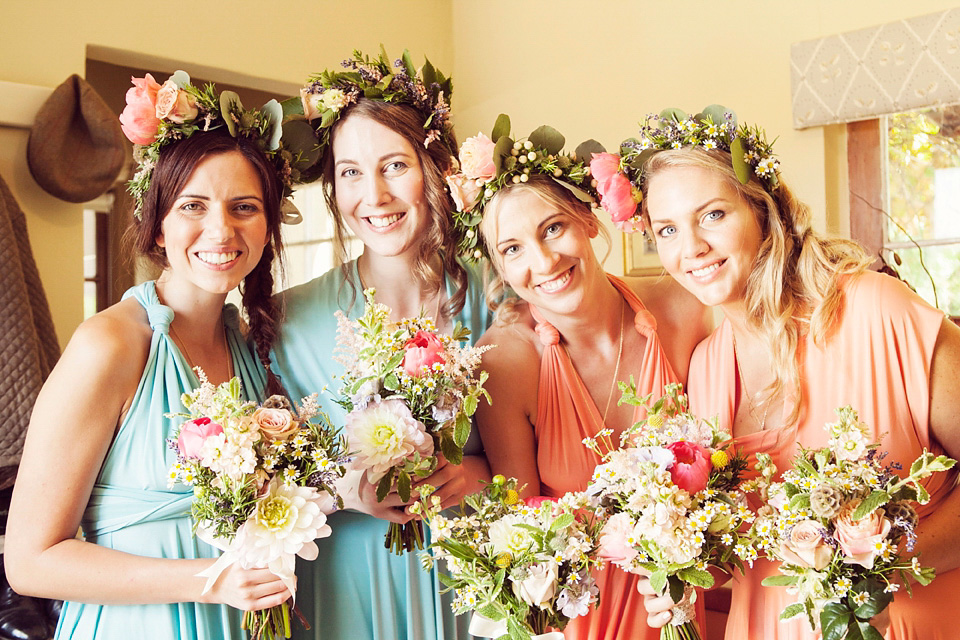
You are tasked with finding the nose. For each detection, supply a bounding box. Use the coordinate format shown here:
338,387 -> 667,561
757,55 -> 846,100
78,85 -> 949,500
362,173 -> 392,207
202,205 -> 236,242
680,227 -> 708,260
531,241 -> 561,274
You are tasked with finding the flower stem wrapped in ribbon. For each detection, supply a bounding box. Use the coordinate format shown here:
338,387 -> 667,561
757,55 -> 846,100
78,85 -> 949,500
589,105 -> 780,234
168,371 -> 349,640
447,113 -> 605,261
746,406 -> 955,640
584,383 -> 754,640
334,289 -> 492,554
413,476 -> 603,639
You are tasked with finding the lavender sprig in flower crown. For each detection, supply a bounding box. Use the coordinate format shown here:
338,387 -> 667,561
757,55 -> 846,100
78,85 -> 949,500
590,105 -> 781,233
119,70 -> 300,220
447,113 -> 605,261
291,46 -> 454,182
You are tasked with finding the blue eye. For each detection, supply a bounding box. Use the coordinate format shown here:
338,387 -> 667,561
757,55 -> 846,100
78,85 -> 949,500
656,225 -> 677,238
340,168 -> 359,178
545,222 -> 562,235
501,244 -> 519,257
705,210 -> 724,222
385,161 -> 407,173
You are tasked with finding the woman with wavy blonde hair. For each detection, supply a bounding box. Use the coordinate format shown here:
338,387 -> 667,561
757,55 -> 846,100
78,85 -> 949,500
616,107 -> 960,639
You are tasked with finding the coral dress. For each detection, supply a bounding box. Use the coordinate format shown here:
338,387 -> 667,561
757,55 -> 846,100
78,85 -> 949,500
687,271 -> 959,640
54,281 -> 266,640
532,275 -> 706,640
270,260 -> 491,640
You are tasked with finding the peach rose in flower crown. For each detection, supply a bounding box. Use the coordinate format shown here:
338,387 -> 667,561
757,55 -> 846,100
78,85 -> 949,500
666,440 -> 712,494
445,173 -> 482,212
253,407 -> 299,441
780,519 -> 832,570
155,80 -> 199,124
119,74 -> 162,145
459,133 -> 497,183
590,152 -> 639,224
835,501 -> 892,569
177,417 -> 224,459
402,330 -> 446,378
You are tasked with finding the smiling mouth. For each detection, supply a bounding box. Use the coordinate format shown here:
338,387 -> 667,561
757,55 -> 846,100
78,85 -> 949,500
689,260 -> 724,278
537,267 -> 573,293
365,212 -> 406,229
196,251 -> 240,266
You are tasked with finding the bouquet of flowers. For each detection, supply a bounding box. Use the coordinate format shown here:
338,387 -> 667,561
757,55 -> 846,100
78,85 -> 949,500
168,372 -> 348,640
334,289 -> 491,553
584,383 -> 754,640
748,406 -> 955,640
415,476 -> 602,639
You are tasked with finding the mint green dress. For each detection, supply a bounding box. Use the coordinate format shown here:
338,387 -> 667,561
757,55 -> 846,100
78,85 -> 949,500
271,260 -> 491,640
54,281 -> 267,640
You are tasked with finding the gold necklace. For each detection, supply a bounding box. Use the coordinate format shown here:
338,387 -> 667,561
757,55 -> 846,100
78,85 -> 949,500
600,296 -> 626,425
732,334 -> 768,430
169,319 -> 233,379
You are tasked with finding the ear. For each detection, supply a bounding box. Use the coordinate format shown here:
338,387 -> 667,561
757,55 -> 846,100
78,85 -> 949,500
155,232 -> 165,249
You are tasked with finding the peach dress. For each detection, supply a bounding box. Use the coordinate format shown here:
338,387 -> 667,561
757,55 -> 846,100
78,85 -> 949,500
531,274 -> 706,640
687,271 -> 959,640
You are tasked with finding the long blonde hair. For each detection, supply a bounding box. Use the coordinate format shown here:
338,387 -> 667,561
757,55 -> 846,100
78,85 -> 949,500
640,148 -> 872,424
479,175 -> 610,325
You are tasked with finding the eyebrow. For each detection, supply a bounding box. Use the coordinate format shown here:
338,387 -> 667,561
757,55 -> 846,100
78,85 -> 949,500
334,151 -> 415,168
176,194 -> 264,202
651,197 -> 729,225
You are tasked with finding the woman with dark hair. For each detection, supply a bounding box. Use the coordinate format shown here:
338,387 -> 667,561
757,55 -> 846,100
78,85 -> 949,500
270,51 -> 492,640
466,118 -> 711,640
5,73 -> 293,639
616,106 -> 960,639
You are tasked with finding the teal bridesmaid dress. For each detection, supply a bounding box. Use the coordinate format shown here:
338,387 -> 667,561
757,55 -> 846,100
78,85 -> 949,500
271,260 -> 491,640
54,281 -> 267,639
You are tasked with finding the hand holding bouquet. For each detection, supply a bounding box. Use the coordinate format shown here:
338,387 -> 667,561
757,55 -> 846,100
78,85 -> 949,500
334,289 -> 491,553
168,372 -> 348,640
584,383 -> 754,640
749,406 -> 955,640
415,477 -> 602,640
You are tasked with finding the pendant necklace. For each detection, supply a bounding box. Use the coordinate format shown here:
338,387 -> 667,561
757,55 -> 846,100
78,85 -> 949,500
600,296 -> 626,425
732,333 -> 768,430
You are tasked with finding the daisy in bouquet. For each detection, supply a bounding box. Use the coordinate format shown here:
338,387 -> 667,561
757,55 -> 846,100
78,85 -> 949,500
168,372 -> 348,640
584,383 -> 754,640
414,476 -> 602,640
747,406 -> 955,640
334,289 -> 491,553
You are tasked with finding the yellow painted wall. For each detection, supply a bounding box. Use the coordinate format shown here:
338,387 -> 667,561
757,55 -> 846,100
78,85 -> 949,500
450,0 -> 960,273
3,0 -> 958,342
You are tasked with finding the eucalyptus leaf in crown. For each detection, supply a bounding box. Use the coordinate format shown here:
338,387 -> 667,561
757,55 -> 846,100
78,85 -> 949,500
447,113 -> 605,262
290,45 -> 454,185
590,105 -> 780,233
119,71 -> 295,220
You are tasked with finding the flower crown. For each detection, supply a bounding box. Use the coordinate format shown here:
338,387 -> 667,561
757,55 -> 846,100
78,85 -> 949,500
591,105 -> 780,233
296,47 -> 453,171
447,114 -> 605,261
120,70 -> 298,221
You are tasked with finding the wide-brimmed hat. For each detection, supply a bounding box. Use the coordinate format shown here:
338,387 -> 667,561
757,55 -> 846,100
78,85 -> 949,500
27,74 -> 126,203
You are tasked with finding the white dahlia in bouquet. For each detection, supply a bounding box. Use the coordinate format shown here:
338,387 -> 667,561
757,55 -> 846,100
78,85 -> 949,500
748,406 -> 955,640
414,477 -> 602,640
334,289 -> 491,553
584,383 -> 754,640
168,372 -> 348,640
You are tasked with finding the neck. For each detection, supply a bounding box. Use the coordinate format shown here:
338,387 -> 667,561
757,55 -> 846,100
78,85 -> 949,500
357,250 -> 446,322
154,273 -> 227,340
535,274 -> 623,347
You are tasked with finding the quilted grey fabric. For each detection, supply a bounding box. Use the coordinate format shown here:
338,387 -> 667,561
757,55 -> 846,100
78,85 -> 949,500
0,172 -> 60,482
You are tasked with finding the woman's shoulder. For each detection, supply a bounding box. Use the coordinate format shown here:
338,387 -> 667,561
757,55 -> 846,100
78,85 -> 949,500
843,270 -> 943,320
477,302 -> 541,362
61,298 -> 151,379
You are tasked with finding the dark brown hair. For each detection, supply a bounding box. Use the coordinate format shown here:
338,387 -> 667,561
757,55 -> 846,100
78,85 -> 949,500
321,98 -> 467,317
131,129 -> 286,396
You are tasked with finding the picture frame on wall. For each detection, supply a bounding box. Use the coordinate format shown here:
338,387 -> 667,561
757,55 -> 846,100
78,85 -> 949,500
623,232 -> 664,276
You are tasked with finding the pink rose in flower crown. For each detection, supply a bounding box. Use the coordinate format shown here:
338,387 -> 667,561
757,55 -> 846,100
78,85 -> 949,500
780,519 -> 832,570
666,440 -> 712,494
835,501 -> 892,569
590,152 -> 639,224
252,407 -> 299,441
119,74 -> 162,145
598,511 -> 640,566
402,330 -> 446,378
177,417 -> 224,459
155,80 -> 199,124
458,133 -> 497,183
445,173 -> 482,213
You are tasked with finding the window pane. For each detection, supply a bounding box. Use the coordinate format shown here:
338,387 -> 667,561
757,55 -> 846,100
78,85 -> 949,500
882,244 -> 960,316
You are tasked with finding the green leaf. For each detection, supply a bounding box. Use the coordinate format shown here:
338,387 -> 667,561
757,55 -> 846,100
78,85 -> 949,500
491,114 -> 511,142
730,137 -> 751,184
280,95 -> 304,118
550,513 -> 575,532
649,570 -> 667,596
697,104 -> 731,126
384,373 -> 399,391
850,577 -> 893,620
463,394 -> 479,417
170,70 -> 192,89
788,493 -> 811,513
852,490 -> 890,520
667,575 -> 685,604
528,125 -> 565,156
507,616 -> 532,640
780,603 -> 806,620
629,148 -> 657,171
376,470 -> 393,502
454,414 -> 471,447
677,567 -> 714,588
261,99 -> 284,151
493,135 -> 514,175
854,619 -> 886,640
281,120 -> 322,171
219,91 -> 243,137
574,139 -> 605,164
397,470 -> 411,502
440,433 -> 462,465
820,601 -> 855,640
402,49 -> 417,78
421,59 -> 437,88
762,574 -> 799,587
659,108 -> 687,122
